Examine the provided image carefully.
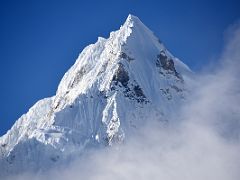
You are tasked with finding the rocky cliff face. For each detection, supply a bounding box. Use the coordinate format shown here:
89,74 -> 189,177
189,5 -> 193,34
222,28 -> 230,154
0,14 -> 192,176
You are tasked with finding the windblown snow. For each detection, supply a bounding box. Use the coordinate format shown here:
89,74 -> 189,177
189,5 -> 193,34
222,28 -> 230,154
0,14 -> 192,176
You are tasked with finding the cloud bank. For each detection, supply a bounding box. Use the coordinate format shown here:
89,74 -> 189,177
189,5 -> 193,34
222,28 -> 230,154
7,23 -> 240,180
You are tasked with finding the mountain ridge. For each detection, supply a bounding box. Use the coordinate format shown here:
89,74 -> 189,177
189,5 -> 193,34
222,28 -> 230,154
0,14 -> 192,176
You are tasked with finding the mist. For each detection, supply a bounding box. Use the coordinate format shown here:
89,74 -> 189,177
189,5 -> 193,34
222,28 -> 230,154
7,23 -> 240,180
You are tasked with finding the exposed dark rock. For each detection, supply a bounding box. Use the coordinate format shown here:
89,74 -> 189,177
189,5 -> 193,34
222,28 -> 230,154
157,52 -> 175,71
70,67 -> 87,88
50,155 -> 60,162
160,88 -> 173,100
123,83 -> 149,104
167,95 -> 172,100
119,52 -> 134,62
54,101 -> 60,109
99,91 -> 108,99
105,133 -> 123,146
119,52 -> 127,59
156,51 -> 181,79
1,143 -> 7,148
171,85 -> 183,92
111,64 -> 149,104
134,85 -> 146,98
112,63 -> 129,87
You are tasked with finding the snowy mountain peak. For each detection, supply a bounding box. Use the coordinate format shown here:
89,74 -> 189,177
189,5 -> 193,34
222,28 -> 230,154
0,15 -> 192,176
124,14 -> 142,27
120,14 -> 158,45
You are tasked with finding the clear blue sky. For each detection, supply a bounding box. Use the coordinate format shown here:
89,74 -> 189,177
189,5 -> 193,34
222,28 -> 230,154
0,0 -> 239,135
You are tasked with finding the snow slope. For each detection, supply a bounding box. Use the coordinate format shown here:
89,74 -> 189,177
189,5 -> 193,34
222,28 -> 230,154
0,14 -> 192,176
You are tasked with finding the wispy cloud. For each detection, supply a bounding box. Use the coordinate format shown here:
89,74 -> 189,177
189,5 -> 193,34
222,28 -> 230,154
7,22 -> 240,180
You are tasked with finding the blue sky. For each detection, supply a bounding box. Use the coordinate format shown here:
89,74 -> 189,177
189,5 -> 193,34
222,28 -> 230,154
0,0 -> 239,135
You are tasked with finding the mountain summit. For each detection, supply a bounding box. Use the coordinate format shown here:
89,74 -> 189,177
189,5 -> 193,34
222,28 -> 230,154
0,14 -> 191,176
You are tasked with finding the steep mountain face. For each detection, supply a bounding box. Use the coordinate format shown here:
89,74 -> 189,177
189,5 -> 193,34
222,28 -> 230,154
0,15 -> 192,176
